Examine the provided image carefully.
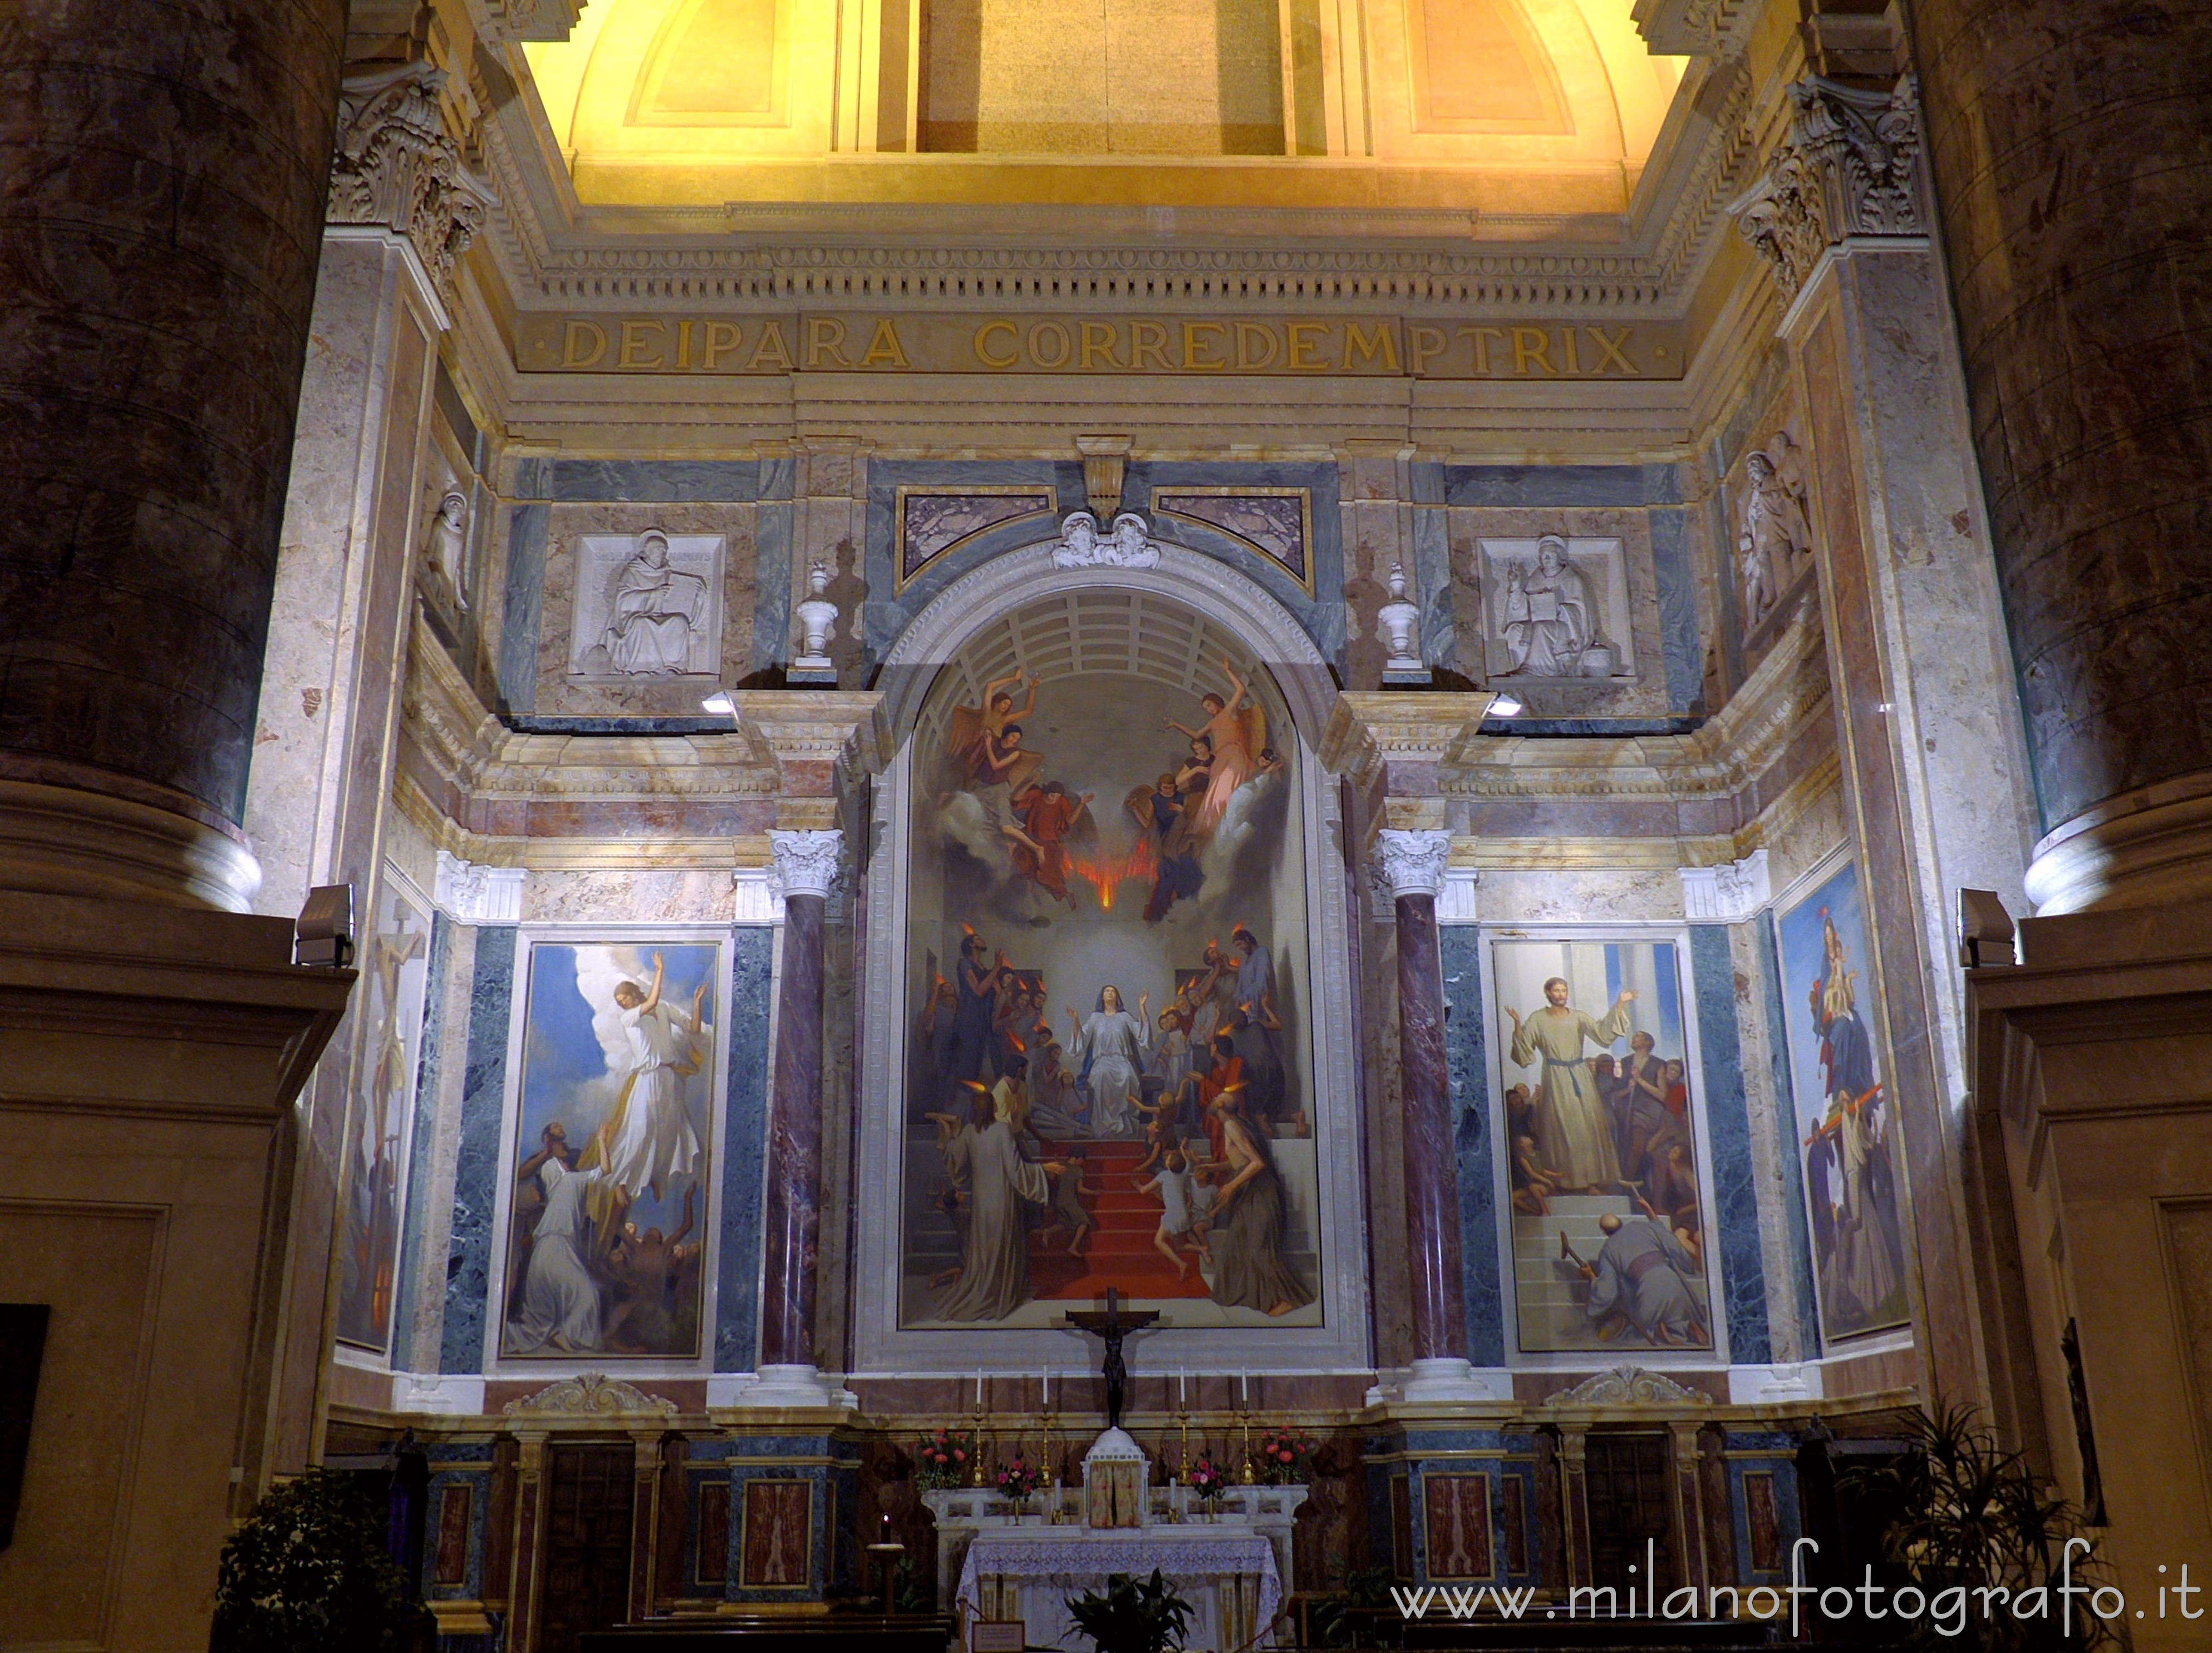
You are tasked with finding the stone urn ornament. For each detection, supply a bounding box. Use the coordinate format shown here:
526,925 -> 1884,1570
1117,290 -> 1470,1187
791,560 -> 839,683
1378,562 -> 1429,682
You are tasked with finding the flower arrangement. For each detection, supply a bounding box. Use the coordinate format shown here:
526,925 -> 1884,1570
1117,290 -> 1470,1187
1185,1453 -> 1229,1502
917,1427 -> 976,1489
1254,1428 -> 1317,1484
996,1456 -> 1045,1500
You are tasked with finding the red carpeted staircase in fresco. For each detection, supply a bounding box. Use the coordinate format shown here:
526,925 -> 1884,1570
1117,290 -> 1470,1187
1025,1139 -> 1213,1301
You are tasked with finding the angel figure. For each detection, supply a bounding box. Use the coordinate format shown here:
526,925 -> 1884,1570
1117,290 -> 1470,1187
944,667 -> 1038,790
1167,660 -> 1268,839
1006,780 -> 1094,906
575,949 -> 711,1243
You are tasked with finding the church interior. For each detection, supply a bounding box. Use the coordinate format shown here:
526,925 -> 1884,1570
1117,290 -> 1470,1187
3,0 -> 2210,1648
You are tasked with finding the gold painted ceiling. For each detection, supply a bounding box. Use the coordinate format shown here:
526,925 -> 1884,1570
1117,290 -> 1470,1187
524,0 -> 1684,213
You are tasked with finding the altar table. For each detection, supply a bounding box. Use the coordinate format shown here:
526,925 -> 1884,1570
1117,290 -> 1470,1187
956,1524 -> 1282,1653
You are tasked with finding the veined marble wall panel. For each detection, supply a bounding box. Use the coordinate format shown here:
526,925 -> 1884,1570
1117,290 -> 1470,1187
521,867 -> 744,923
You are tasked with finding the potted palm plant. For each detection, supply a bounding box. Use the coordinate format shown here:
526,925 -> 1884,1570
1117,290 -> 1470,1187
1065,1569 -> 1195,1653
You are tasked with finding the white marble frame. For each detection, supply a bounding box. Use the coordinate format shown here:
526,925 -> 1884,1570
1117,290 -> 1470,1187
853,543 -> 1372,1377
481,922 -> 735,1379
1473,922 -> 1732,1369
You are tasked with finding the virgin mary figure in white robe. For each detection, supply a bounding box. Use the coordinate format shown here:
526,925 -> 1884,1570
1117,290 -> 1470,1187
1070,987 -> 1152,1138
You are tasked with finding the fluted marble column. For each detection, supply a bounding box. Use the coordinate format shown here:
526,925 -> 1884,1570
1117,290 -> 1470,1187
1377,829 -> 1486,1401
745,829 -> 844,1407
0,0 -> 347,910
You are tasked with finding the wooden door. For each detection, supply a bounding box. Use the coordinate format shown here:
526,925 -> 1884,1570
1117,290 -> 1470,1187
1582,1431 -> 1674,1599
537,1443 -> 635,1653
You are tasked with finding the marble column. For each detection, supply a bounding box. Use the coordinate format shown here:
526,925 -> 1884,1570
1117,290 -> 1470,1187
1733,72 -> 2036,1419
0,0 -> 346,911
1377,829 -> 1486,1401
1906,0 -> 2212,914
745,828 -> 845,1406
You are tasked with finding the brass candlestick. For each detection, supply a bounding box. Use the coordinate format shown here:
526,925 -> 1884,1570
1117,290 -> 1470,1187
1238,1400 -> 1256,1484
971,1403 -> 988,1487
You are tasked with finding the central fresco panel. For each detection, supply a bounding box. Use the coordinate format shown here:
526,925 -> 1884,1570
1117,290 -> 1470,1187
899,604 -> 1321,1330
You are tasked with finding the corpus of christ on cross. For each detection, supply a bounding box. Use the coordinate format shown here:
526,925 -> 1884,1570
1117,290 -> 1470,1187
1060,1286 -> 1160,1429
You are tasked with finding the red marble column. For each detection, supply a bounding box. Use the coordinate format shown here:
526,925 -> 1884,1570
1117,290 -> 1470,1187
1377,829 -> 1487,1400
751,830 -> 842,1402
0,0 -> 347,909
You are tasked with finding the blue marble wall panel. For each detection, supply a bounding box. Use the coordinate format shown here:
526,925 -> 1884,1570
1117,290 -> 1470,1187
441,924 -> 516,1374
1441,926 -> 1504,1365
688,1431 -> 861,1603
750,454 -> 797,677
715,926 -> 777,1372
861,460 -> 1068,662
1721,1431 -> 1804,1587
1649,507 -> 1703,714
497,504 -> 550,712
547,459 -> 761,503
391,909 -> 453,1371
1758,921 -> 1822,1353
1365,1424 -> 1546,1590
1439,464 -> 1682,509
1689,924 -> 1771,1365
420,1440 -> 498,1608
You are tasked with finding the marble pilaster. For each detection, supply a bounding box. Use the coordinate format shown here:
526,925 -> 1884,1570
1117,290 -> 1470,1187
745,829 -> 843,1405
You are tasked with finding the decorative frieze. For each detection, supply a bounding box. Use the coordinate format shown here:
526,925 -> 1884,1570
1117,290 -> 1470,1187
1544,1363 -> 1709,1408
328,63 -> 497,302
1730,76 -> 1925,302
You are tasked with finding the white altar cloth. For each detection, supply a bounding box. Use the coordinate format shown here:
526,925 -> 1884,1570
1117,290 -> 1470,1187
956,1524 -> 1282,1653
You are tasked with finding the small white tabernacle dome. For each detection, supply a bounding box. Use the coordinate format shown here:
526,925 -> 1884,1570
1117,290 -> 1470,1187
1082,1427 -> 1148,1529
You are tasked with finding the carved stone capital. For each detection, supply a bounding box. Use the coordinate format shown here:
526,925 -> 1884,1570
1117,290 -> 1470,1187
1729,75 -> 1924,301
1373,829 -> 1454,901
329,63 -> 498,303
434,848 -> 523,924
769,828 -> 843,899
1678,847 -> 1771,923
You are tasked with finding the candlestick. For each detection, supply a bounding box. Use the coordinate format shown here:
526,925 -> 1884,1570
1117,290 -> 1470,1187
1041,1366 -> 1049,1411
972,1400 -> 988,1487
976,1367 -> 985,1407
1240,1367 -> 1249,1409
1179,1366 -> 1187,1409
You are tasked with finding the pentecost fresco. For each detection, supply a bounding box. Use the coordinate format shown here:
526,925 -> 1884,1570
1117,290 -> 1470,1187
1491,937 -> 1717,1354
901,655 -> 1321,1329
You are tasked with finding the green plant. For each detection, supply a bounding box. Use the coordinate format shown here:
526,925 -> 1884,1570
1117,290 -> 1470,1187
1306,1563 -> 1396,1647
1065,1568 -> 1195,1653
211,1469 -> 416,1653
1841,1403 -> 2115,1652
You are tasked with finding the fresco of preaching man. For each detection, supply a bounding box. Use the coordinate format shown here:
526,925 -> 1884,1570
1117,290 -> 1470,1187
1506,976 -> 1637,1192
1575,1212 -> 1708,1347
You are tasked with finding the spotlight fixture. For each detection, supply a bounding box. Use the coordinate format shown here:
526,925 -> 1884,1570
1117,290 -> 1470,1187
701,691 -> 736,716
296,883 -> 355,969
1488,694 -> 1524,718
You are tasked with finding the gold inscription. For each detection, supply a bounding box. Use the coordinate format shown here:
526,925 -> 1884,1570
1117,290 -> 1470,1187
519,313 -> 1681,378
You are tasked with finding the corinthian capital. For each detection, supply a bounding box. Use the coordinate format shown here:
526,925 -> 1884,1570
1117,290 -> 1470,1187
328,63 -> 498,301
1728,76 -> 1924,302
769,829 -> 844,900
1373,830 -> 1454,901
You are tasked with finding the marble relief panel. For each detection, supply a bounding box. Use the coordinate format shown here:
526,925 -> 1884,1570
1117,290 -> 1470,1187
535,502 -> 759,716
1446,506 -> 1672,717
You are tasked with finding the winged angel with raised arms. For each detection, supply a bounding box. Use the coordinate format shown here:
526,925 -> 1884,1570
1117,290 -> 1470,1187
574,947 -> 711,1233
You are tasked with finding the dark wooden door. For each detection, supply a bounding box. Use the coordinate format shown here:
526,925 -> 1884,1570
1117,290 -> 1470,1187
1583,1432 -> 1674,1599
538,1444 -> 636,1653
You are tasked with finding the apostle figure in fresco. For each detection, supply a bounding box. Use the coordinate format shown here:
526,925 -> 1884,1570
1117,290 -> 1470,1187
579,952 -> 709,1228
950,931 -> 1011,1086
600,529 -> 708,675
1576,1212 -> 1707,1346
1127,769 -> 1206,922
1228,924 -> 1296,1135
1506,976 -> 1637,1190
1007,780 -> 1093,906
1501,536 -> 1592,678
936,1081 -> 1064,1321
1203,1074 -> 1314,1316
1066,985 -> 1152,1138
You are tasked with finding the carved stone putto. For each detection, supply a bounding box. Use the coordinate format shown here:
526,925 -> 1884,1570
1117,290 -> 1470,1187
1544,1364 -> 1708,1408
501,1371 -> 678,1418
328,63 -> 498,298
1051,510 -> 1161,569
1729,75 -> 1924,301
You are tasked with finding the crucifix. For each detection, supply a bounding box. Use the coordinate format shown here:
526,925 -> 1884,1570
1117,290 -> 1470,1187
1061,1286 -> 1160,1429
